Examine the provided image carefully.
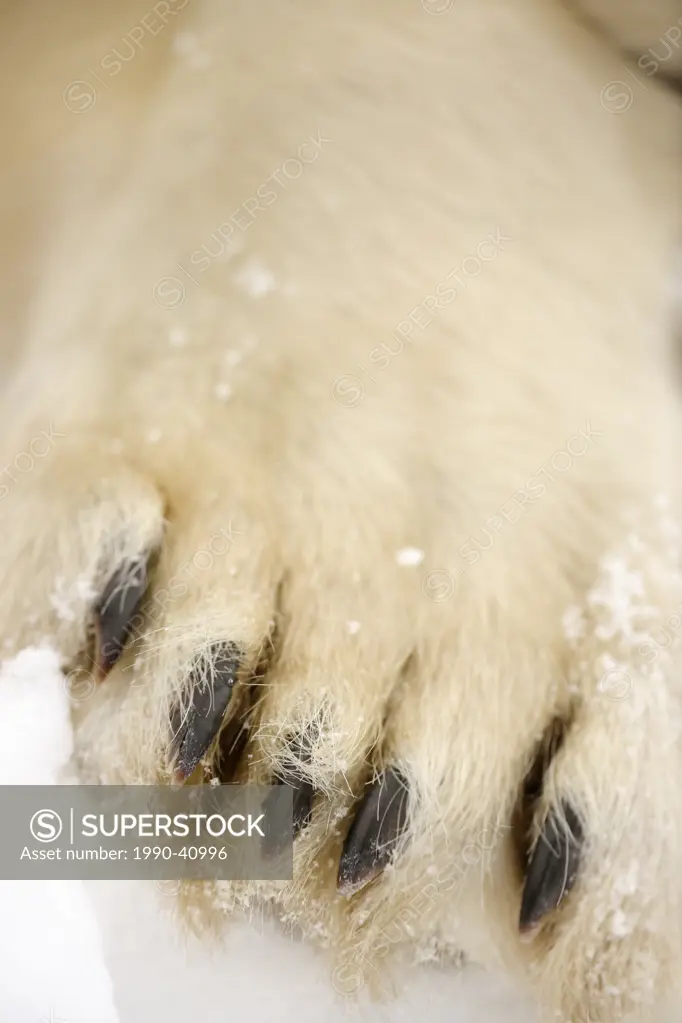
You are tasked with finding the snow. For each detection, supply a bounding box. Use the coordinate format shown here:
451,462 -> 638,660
90,880 -> 535,1023
587,553 -> 658,647
0,647 -> 542,1023
168,326 -> 188,348
0,647 -> 72,783
234,261 -> 276,298
49,575 -> 96,625
0,647 -> 120,1022
395,547 -> 425,567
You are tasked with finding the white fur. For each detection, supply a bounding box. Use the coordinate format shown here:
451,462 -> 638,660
0,0 -> 681,1019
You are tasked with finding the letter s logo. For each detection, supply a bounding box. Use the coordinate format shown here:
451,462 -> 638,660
30,809 -> 63,843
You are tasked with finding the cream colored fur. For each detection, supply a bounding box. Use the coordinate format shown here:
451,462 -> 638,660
0,0 -> 681,1020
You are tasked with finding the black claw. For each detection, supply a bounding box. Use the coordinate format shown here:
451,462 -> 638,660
213,714 -> 251,782
262,734 -> 317,858
519,801 -> 583,934
280,736 -> 315,835
521,720 -> 565,806
337,768 -> 409,897
212,680 -> 261,781
292,778 -> 314,834
94,555 -> 151,677
262,774 -> 314,859
170,643 -> 240,780
514,718 -> 569,877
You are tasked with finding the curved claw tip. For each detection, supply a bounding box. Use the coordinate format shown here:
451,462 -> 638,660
170,644 -> 240,780
337,768 -> 409,897
94,554 -> 151,678
519,801 -> 583,934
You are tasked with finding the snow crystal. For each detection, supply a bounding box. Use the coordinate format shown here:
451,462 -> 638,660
396,547 -> 425,567
50,575 -> 96,624
215,381 -> 232,402
147,428 -> 163,444
168,326 -> 188,348
346,620 -> 361,635
614,862 -> 639,897
234,261 -> 276,298
611,910 -> 633,938
587,555 -> 653,644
